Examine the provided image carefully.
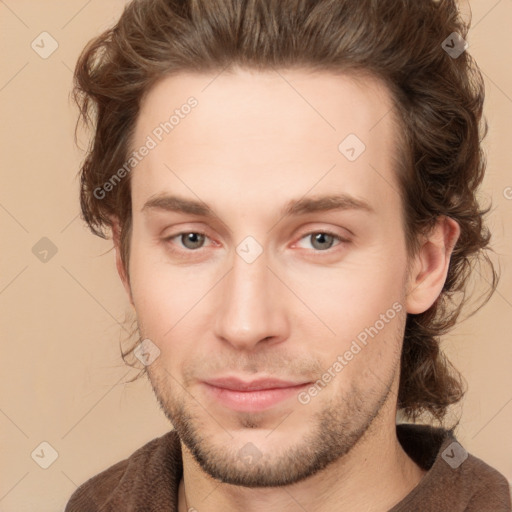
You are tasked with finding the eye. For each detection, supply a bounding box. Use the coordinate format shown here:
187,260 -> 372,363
296,231 -> 348,251
166,232 -> 209,251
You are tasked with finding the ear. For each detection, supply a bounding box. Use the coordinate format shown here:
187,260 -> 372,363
111,217 -> 134,305
405,216 -> 460,314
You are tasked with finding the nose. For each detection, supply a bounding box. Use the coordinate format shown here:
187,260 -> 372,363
213,249 -> 289,351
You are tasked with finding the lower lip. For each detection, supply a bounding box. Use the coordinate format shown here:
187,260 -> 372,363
203,383 -> 310,412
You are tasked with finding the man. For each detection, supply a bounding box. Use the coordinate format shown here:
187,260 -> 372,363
65,0 -> 511,510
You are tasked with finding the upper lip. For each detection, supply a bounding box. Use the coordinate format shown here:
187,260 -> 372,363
204,376 -> 310,391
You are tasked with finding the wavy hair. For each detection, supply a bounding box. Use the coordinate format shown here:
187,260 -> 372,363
73,0 -> 498,425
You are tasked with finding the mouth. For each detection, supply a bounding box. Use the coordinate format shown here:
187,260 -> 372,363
202,376 -> 311,412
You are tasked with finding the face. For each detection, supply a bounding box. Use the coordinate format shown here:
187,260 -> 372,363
124,68 -> 414,487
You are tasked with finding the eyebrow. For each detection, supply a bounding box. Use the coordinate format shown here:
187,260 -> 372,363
141,193 -> 375,218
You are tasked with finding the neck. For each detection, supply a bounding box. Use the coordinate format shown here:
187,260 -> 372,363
177,421 -> 426,512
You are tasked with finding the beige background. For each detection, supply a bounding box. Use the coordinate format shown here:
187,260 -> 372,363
0,1 -> 511,510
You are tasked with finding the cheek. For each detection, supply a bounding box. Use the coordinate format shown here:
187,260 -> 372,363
128,238 -> 218,346
288,247 -> 406,327
294,250 -> 407,377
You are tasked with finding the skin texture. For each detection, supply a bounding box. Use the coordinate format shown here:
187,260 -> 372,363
113,68 -> 460,512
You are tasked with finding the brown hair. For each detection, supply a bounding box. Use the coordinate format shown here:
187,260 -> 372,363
73,0 -> 498,425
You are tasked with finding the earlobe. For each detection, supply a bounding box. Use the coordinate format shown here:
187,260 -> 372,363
405,216 -> 460,315
111,217 -> 133,305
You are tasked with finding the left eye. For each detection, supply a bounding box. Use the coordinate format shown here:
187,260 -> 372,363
296,232 -> 345,251
165,231 -> 346,252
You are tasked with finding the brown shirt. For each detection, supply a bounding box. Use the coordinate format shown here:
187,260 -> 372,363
65,424 -> 511,511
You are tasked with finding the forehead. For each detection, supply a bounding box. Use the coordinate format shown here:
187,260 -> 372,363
131,68 -> 401,218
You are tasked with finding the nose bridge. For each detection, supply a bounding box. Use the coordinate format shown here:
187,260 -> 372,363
214,246 -> 287,349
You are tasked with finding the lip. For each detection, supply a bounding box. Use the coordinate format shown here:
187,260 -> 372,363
202,376 -> 311,412
204,376 -> 308,391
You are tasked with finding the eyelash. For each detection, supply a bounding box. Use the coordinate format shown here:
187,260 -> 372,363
163,230 -> 349,255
